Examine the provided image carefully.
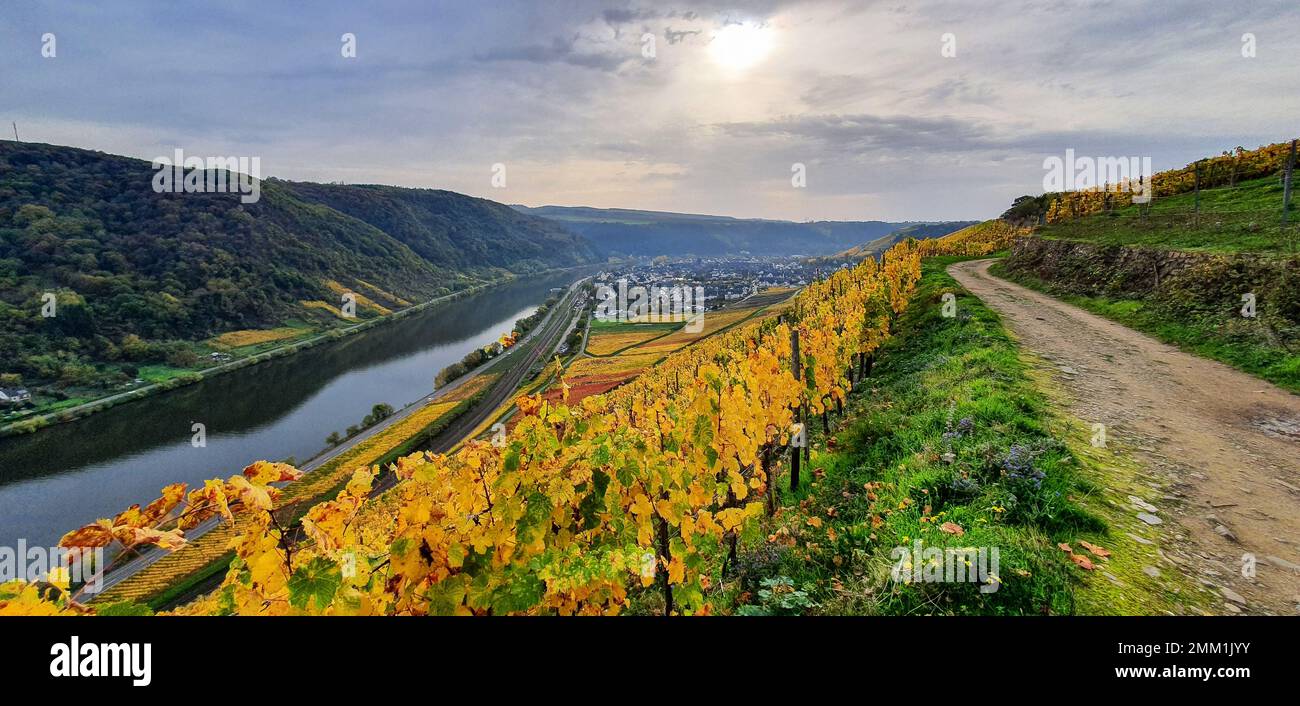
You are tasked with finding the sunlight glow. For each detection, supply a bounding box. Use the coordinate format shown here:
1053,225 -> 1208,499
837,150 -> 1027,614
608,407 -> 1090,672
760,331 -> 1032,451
708,23 -> 774,71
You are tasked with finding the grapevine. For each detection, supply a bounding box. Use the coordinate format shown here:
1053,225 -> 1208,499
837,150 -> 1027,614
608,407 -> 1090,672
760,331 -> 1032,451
16,241 -> 925,616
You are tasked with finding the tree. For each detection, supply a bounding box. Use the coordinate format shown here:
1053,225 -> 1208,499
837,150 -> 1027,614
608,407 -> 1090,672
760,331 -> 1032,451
1000,194 -> 1054,225
0,141 -> 600,406
166,347 -> 199,368
120,334 -> 153,361
362,403 -> 395,427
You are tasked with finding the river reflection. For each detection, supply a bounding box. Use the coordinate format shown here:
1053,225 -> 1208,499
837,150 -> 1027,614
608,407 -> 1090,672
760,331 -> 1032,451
0,270 -> 583,547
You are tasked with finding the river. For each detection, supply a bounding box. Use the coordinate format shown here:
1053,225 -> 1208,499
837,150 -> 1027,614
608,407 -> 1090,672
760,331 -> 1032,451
0,270 -> 582,549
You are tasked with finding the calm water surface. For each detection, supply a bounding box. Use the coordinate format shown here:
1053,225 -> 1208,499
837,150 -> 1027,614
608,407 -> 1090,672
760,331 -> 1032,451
0,270 -> 581,548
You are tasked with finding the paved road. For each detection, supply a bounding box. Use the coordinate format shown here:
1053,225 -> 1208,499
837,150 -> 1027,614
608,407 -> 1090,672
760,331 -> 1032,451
950,259 -> 1300,615
2,281 -> 508,436
89,277 -> 587,597
370,278 -> 587,493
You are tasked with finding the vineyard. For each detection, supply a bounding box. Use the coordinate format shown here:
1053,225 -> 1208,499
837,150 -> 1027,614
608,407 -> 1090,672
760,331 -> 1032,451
916,220 -> 1029,258
80,372 -> 499,608
208,326 -> 307,350
539,289 -> 795,412
1045,139 -> 1297,225
3,240 -> 931,615
583,324 -> 677,357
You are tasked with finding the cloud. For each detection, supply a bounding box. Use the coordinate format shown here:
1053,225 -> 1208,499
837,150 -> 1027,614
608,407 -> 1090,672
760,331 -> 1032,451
2,0 -> 1297,222
924,77 -> 999,106
474,36 -> 630,71
665,27 -> 703,44
602,8 -> 646,25
717,113 -> 1002,154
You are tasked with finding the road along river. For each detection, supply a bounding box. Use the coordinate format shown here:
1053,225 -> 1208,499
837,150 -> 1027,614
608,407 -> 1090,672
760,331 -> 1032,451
0,270 -> 584,549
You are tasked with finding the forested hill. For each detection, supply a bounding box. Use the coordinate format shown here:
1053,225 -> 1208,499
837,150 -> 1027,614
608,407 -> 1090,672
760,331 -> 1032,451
513,204 -> 934,257
0,141 -> 599,400
830,221 -> 980,260
283,181 -> 599,272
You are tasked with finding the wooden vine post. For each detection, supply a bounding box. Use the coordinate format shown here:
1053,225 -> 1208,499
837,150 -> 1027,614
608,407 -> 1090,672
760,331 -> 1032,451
763,443 -> 776,516
657,510 -> 673,616
1282,139 -> 1296,227
1193,160 -> 1201,227
790,327 -> 802,492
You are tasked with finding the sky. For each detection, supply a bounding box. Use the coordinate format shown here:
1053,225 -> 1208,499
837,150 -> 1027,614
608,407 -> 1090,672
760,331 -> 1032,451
3,0 -> 1299,222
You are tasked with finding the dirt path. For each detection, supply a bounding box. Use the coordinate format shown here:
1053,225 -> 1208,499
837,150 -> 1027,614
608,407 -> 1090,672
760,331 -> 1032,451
950,259 -> 1300,615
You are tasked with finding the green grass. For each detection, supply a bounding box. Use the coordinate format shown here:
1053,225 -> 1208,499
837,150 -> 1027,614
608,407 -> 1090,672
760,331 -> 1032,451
586,319 -> 681,331
30,396 -> 88,412
136,363 -> 193,383
716,256 -> 1127,615
989,262 -> 1300,394
1042,175 -> 1300,254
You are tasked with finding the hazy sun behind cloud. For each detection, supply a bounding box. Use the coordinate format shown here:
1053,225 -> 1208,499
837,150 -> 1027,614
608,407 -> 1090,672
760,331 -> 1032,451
708,23 -> 775,72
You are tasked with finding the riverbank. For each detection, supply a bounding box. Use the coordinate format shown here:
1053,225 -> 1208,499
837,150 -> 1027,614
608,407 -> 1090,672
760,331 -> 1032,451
1,265 -> 590,437
90,374 -> 497,608
86,277 -> 590,609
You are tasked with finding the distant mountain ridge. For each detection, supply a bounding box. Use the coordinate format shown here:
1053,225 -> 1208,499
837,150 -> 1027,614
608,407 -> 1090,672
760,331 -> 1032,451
513,204 -> 962,257
831,221 -> 980,260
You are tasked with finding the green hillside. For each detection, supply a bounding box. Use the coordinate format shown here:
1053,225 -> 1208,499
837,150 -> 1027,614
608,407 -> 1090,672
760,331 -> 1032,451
1037,174 -> 1298,254
0,141 -> 598,411
997,150 -> 1300,392
285,182 -> 598,273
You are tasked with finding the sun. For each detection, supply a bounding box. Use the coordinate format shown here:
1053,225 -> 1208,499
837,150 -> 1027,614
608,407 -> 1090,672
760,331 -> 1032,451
708,23 -> 774,71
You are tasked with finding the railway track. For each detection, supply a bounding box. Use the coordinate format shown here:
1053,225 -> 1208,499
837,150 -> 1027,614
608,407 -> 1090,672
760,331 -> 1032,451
92,277 -> 588,608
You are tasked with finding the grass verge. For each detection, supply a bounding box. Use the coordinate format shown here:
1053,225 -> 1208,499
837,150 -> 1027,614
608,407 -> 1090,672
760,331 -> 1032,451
714,256 -> 1201,615
1039,175 -> 1300,254
988,261 -> 1300,393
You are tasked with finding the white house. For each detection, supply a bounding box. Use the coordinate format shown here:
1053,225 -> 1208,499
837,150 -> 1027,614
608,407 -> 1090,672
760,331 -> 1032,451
0,388 -> 32,406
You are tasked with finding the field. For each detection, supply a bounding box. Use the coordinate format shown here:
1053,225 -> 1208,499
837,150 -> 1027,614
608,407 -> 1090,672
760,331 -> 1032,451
612,292 -> 790,357
208,326 -> 308,350
324,279 -> 394,315
299,299 -> 349,319
918,220 -> 1028,258
545,352 -> 662,404
734,286 -> 795,308
632,308 -> 759,354
354,278 -> 413,308
556,289 -> 797,407
583,322 -> 679,355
